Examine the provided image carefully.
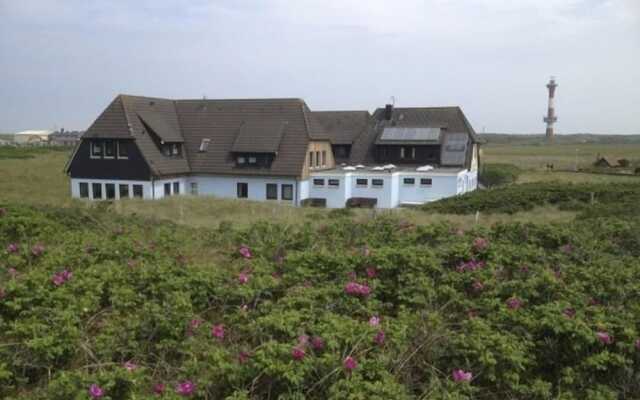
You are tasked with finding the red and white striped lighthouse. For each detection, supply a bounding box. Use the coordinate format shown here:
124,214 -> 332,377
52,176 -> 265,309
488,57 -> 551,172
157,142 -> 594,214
544,77 -> 558,142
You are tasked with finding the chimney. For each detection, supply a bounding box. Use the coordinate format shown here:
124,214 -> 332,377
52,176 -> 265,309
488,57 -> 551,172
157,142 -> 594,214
384,104 -> 393,120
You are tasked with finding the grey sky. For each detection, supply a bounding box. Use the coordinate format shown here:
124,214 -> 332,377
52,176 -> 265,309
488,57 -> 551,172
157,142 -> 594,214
1,0 -> 638,134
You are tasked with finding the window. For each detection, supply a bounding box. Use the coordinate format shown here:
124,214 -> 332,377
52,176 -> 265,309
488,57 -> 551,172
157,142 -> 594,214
248,156 -> 257,164
266,183 -> 278,200
372,179 -> 384,187
237,156 -> 246,164
104,140 -> 115,158
411,147 -> 416,159
328,179 -> 340,187
79,182 -> 89,198
199,138 -> 211,152
403,178 -> 415,185
91,141 -> 102,158
237,182 -> 248,198
356,178 -> 368,187
309,152 -> 313,167
313,179 -> 325,186
420,178 -> 433,186
173,182 -> 180,195
164,183 -> 171,196
281,184 -> 293,201
119,184 -> 129,199
117,141 -> 128,159
171,144 -> 180,156
400,147 -> 405,159
322,151 -> 326,167
190,182 -> 198,196
105,183 -> 116,199
133,184 -> 143,198
335,145 -> 349,159
92,183 -> 102,199
315,151 -> 320,167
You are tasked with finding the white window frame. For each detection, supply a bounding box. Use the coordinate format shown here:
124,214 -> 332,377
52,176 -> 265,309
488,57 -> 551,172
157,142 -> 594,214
328,179 -> 340,188
420,178 -> 433,187
403,177 -> 415,185
116,141 -> 128,159
400,147 -> 405,159
372,179 -> 384,188
356,178 -> 368,187
190,182 -> 198,196
248,156 -> 257,164
313,178 -> 325,187
237,156 -> 246,164
103,140 -> 115,159
90,141 -> 102,159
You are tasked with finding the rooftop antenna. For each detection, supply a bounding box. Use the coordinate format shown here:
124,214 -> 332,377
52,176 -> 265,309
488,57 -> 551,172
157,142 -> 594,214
544,76 -> 558,143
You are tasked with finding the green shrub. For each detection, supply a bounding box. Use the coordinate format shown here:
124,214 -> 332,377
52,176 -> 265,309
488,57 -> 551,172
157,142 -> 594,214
2,203 -> 640,399
479,163 -> 522,187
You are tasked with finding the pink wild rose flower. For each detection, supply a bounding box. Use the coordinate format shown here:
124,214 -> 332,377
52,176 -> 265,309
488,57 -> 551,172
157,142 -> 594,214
596,331 -> 613,345
238,271 -> 250,284
124,361 -> 137,371
238,245 -> 252,259
343,356 -> 358,371
153,383 -> 166,395
344,281 -> 371,297
31,243 -> 45,257
473,237 -> 489,251
176,380 -> 195,396
211,324 -> 225,340
506,297 -> 522,310
452,369 -> 473,382
89,384 -> 105,398
6,243 -> 19,254
366,266 -> 378,278
369,315 -> 380,326
374,330 -> 386,346
291,346 -> 306,361
311,336 -> 325,351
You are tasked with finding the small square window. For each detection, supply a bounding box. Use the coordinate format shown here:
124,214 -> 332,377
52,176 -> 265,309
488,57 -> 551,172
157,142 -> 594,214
266,183 -> 278,200
237,156 -> 246,164
173,182 -> 180,195
403,178 -> 415,185
313,178 -> 325,186
248,157 -> 257,164
372,179 -> 384,187
133,185 -> 144,198
237,182 -> 248,198
105,183 -> 116,199
92,183 -> 102,199
328,179 -> 340,187
117,141 -> 128,159
356,178 -> 368,187
119,184 -> 129,198
91,141 -> 102,158
79,182 -> 89,198
172,144 -> 180,156
420,178 -> 433,186
282,184 -> 293,201
104,140 -> 115,158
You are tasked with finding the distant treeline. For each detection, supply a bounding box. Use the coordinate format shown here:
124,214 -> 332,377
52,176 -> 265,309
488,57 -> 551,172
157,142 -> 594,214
480,133 -> 640,145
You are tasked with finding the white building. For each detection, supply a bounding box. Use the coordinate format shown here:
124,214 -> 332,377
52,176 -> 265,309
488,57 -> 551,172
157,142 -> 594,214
66,95 -> 480,208
14,130 -> 53,145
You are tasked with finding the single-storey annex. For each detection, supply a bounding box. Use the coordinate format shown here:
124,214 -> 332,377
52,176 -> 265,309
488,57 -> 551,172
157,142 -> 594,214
65,95 -> 480,208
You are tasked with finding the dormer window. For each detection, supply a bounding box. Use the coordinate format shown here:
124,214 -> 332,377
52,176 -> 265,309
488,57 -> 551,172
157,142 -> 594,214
104,140 -> 115,158
117,141 -> 128,159
199,138 -> 211,152
234,152 -> 274,168
90,141 -> 102,158
162,143 -> 182,157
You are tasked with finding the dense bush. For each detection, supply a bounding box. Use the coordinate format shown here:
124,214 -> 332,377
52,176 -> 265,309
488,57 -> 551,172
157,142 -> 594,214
2,203 -> 640,399
423,181 -> 640,215
479,163 -> 522,187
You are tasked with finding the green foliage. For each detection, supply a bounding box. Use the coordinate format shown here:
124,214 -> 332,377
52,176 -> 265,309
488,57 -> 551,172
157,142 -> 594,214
479,163 -> 522,187
423,181 -> 640,215
1,203 -> 640,398
0,146 -> 70,160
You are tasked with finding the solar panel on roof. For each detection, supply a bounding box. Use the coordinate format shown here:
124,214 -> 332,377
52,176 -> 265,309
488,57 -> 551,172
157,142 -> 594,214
380,127 -> 441,141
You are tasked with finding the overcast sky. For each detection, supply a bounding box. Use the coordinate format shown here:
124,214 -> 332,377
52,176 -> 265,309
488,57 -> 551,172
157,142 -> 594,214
1,0 -> 638,134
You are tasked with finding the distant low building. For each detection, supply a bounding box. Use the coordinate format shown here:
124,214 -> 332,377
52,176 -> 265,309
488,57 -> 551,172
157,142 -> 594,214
50,131 -> 83,146
594,156 -> 620,168
14,130 -> 53,145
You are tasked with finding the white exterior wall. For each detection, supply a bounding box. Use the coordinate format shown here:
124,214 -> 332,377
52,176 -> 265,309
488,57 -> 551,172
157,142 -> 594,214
153,177 -> 188,199
350,173 -> 394,208
70,178 -> 153,200
187,176 -> 300,205
308,174 -> 349,208
397,174 -> 458,205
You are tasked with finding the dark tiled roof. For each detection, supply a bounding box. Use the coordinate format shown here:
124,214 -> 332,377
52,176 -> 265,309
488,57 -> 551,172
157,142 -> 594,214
231,119 -> 287,153
83,97 -> 132,139
173,98 -> 312,177
311,111 -> 371,145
